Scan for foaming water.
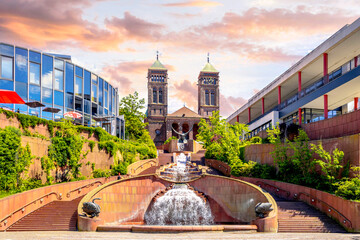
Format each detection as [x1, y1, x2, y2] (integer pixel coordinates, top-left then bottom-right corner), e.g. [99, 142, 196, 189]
[145, 184, 214, 225]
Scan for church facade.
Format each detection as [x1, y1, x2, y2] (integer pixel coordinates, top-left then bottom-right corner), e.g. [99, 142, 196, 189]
[145, 55, 220, 146]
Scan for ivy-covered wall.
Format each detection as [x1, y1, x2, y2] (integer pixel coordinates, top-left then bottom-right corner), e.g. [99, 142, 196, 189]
[0, 109, 156, 195]
[22, 136, 116, 183]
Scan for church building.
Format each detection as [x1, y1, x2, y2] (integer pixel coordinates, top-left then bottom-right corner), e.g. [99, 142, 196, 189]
[145, 54, 220, 146]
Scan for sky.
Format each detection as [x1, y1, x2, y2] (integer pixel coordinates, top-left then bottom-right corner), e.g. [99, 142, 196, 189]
[1, 0, 359, 117]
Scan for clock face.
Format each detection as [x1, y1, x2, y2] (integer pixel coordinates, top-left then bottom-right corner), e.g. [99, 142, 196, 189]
[155, 129, 161, 135]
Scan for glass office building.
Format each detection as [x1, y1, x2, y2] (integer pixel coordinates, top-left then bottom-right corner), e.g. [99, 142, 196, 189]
[0, 43, 125, 139]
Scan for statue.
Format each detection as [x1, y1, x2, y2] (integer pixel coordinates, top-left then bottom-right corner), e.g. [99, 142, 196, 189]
[171, 125, 193, 151]
[255, 202, 273, 218]
[171, 125, 193, 144]
[82, 198, 101, 218]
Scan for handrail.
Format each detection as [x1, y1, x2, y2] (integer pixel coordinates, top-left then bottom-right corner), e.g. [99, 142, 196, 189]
[254, 180, 352, 229]
[66, 180, 103, 198]
[133, 159, 157, 172]
[255, 181, 290, 198]
[0, 191, 61, 227]
[297, 192, 352, 229]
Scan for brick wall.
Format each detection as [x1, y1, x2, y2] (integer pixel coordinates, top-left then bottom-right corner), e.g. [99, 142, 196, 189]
[303, 109, 360, 140]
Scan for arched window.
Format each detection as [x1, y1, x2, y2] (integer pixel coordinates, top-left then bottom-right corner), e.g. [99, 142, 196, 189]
[159, 88, 163, 103]
[205, 90, 209, 105]
[153, 88, 157, 103]
[211, 91, 215, 105]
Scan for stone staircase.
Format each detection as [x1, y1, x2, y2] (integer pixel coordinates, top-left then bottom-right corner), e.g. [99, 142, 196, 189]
[277, 201, 346, 233]
[7, 197, 83, 231]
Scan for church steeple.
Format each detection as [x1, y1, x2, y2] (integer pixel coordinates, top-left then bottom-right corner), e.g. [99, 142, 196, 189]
[198, 54, 220, 117]
[147, 52, 168, 118]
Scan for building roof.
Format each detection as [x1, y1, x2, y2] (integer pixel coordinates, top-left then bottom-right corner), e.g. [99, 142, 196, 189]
[201, 62, 218, 72]
[149, 60, 167, 70]
[168, 106, 202, 118]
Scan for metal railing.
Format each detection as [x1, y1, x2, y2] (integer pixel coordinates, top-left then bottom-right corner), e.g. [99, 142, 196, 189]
[66, 180, 103, 198]
[297, 192, 352, 229]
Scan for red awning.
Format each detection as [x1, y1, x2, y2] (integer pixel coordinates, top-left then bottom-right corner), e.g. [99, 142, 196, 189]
[0, 90, 25, 104]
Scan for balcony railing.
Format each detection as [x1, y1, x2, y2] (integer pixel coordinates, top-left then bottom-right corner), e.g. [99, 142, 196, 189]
[279, 57, 358, 111]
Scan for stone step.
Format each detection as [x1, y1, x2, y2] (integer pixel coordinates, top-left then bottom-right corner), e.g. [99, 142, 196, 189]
[7, 196, 82, 231]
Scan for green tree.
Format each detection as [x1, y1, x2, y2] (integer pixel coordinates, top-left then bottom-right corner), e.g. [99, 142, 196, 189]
[197, 111, 249, 165]
[119, 91, 147, 140]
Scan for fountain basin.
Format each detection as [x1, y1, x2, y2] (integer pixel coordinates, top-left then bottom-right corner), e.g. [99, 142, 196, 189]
[77, 174, 277, 232]
[97, 224, 258, 233]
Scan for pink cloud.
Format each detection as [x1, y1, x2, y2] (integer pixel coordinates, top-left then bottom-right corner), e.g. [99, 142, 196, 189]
[105, 12, 165, 41]
[171, 79, 246, 117]
[162, 0, 222, 8]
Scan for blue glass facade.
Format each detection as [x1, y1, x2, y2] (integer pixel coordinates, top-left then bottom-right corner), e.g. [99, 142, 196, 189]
[0, 43, 122, 136]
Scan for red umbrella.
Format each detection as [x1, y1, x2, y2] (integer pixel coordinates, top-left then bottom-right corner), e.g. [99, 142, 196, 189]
[64, 111, 82, 119]
[0, 90, 25, 104]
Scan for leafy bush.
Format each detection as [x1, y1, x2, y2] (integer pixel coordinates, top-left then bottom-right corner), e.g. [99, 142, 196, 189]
[111, 161, 128, 175]
[164, 136, 177, 144]
[334, 178, 360, 201]
[92, 169, 111, 178]
[0, 127, 33, 191]
[249, 136, 262, 144]
[88, 141, 95, 152]
[197, 111, 249, 164]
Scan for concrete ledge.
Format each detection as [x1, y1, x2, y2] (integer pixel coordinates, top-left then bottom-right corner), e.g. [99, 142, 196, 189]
[97, 225, 258, 233]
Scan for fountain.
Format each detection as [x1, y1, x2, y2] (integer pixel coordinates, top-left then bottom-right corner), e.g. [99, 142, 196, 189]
[78, 149, 277, 233]
[144, 183, 213, 225]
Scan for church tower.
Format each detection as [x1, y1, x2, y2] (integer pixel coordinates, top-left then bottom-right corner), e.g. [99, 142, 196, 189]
[198, 54, 220, 117]
[147, 53, 168, 117]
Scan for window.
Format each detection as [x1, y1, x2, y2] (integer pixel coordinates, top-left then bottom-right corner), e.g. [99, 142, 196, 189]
[92, 103, 97, 116]
[1, 56, 13, 79]
[159, 88, 163, 103]
[91, 74, 97, 102]
[0, 44, 14, 57]
[154, 109, 156, 114]
[205, 90, 209, 105]
[75, 66, 83, 78]
[66, 93, 73, 109]
[15, 47, 28, 83]
[42, 87, 53, 104]
[29, 51, 40, 63]
[15, 82, 27, 100]
[54, 59, 64, 70]
[84, 100, 91, 114]
[98, 78, 103, 106]
[153, 88, 157, 103]
[54, 91, 64, 106]
[75, 97, 82, 112]
[42, 55, 53, 88]
[65, 62, 74, 94]
[75, 76, 82, 96]
[84, 70, 91, 101]
[0, 80, 13, 90]
[54, 69, 64, 90]
[211, 91, 215, 105]
[109, 85, 112, 112]
[29, 84, 40, 101]
[104, 90, 108, 109]
[29, 62, 40, 84]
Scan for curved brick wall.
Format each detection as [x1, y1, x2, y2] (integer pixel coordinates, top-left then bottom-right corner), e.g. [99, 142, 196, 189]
[190, 175, 276, 224]
[78, 174, 277, 232]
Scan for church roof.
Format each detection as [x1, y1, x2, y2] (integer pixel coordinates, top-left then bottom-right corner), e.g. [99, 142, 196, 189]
[149, 60, 167, 70]
[168, 106, 202, 118]
[201, 62, 218, 73]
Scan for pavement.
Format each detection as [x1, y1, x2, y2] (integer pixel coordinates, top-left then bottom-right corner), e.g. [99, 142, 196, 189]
[0, 232, 359, 240]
